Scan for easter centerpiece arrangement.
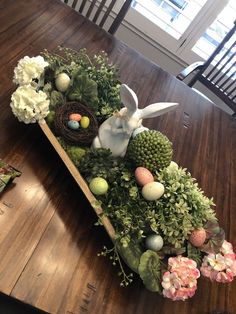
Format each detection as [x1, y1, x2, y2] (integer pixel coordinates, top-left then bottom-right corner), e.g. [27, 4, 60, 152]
[10, 46, 236, 301]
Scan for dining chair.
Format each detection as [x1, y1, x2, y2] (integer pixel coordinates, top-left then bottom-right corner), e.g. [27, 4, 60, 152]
[177, 20, 236, 117]
[63, 0, 132, 35]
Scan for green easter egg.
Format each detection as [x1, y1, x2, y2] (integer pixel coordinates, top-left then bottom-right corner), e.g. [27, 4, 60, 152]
[89, 177, 108, 195]
[46, 111, 55, 127]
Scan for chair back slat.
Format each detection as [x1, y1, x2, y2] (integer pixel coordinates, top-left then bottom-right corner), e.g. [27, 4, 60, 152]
[206, 40, 236, 80]
[77, 0, 86, 11]
[232, 93, 236, 101]
[63, 0, 132, 35]
[217, 62, 236, 90]
[98, 0, 116, 27]
[72, 0, 79, 9]
[224, 77, 236, 94]
[227, 84, 236, 98]
[86, 0, 97, 18]
[92, 0, 107, 23]
[184, 20, 236, 115]
[108, 0, 132, 34]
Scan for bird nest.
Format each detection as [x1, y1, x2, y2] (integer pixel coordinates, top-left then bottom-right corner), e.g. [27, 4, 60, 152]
[54, 102, 98, 145]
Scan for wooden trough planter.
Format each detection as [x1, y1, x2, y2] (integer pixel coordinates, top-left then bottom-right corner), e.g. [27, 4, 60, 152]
[39, 120, 116, 240]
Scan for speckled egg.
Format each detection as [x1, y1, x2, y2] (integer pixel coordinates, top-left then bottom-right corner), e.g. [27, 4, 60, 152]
[189, 228, 206, 247]
[67, 120, 80, 130]
[69, 113, 82, 121]
[89, 177, 108, 195]
[142, 182, 165, 201]
[145, 234, 164, 251]
[135, 167, 154, 186]
[80, 116, 90, 128]
[132, 126, 149, 138]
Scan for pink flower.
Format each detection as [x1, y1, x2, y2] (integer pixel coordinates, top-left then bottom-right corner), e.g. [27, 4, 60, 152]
[161, 256, 200, 301]
[221, 240, 234, 254]
[207, 253, 227, 271]
[200, 240, 236, 284]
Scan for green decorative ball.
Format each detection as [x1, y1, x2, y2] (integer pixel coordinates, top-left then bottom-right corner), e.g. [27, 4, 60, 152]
[127, 130, 173, 172]
[89, 177, 109, 195]
[46, 111, 55, 127]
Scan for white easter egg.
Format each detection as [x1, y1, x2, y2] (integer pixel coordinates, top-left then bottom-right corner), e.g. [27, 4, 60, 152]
[141, 182, 165, 201]
[55, 73, 71, 92]
[145, 234, 164, 251]
[168, 161, 179, 170]
[132, 126, 149, 138]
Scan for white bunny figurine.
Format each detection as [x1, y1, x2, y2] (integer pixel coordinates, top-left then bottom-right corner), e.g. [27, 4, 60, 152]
[92, 84, 178, 157]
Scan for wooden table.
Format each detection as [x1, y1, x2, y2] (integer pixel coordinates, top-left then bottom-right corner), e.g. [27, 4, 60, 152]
[1, 0, 236, 313]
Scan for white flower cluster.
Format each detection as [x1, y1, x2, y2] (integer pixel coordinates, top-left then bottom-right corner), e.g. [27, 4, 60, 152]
[11, 56, 50, 124]
[11, 85, 50, 124]
[13, 55, 48, 85]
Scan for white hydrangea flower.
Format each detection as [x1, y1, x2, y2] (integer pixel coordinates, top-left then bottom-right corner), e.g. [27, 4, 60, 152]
[10, 85, 50, 124]
[13, 55, 49, 85]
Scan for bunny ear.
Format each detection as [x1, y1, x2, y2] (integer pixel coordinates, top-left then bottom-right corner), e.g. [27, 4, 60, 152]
[120, 84, 138, 114]
[139, 102, 178, 119]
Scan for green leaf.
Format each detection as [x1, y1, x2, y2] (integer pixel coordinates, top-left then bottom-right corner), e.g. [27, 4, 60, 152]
[187, 242, 202, 267]
[200, 227, 225, 254]
[50, 90, 64, 108]
[138, 250, 162, 292]
[116, 239, 142, 273]
[68, 74, 98, 110]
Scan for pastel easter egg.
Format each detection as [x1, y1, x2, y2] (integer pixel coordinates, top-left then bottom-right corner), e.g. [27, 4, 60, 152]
[46, 111, 55, 127]
[80, 116, 90, 128]
[167, 161, 179, 170]
[67, 120, 79, 130]
[142, 182, 165, 201]
[145, 234, 164, 251]
[69, 113, 82, 121]
[89, 177, 108, 195]
[135, 167, 154, 186]
[189, 228, 206, 247]
[132, 126, 149, 138]
[55, 73, 70, 92]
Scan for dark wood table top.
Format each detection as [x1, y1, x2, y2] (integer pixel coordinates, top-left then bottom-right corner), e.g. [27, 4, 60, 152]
[1, 0, 236, 313]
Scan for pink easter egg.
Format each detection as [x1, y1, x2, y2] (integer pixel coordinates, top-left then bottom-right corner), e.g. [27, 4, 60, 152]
[69, 113, 82, 121]
[189, 228, 206, 247]
[135, 167, 154, 186]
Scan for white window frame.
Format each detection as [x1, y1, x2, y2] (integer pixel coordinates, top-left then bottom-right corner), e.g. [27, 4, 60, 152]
[113, 0, 229, 64]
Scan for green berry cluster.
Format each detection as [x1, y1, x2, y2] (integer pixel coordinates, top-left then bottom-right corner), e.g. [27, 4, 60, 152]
[127, 130, 173, 172]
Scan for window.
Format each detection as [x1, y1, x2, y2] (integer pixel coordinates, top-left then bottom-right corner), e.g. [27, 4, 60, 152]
[132, 0, 207, 40]
[192, 0, 235, 60]
[115, 0, 232, 64]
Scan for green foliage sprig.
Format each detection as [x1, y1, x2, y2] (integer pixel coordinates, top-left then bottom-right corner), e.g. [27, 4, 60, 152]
[98, 245, 134, 287]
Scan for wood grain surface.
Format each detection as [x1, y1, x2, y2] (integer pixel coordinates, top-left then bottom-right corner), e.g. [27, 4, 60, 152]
[0, 0, 236, 313]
